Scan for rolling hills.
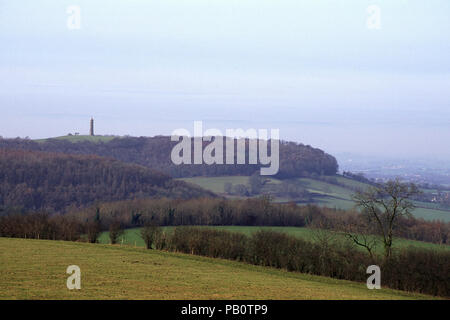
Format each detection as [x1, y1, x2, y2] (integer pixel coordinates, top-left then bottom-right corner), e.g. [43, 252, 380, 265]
[1, 135, 448, 221]
[180, 175, 450, 222]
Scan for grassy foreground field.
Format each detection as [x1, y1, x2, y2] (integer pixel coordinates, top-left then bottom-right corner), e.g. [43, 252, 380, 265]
[0, 238, 437, 300]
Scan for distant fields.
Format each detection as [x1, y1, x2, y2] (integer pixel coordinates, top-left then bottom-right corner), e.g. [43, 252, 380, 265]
[98, 226, 450, 254]
[180, 175, 450, 222]
[0, 238, 438, 300]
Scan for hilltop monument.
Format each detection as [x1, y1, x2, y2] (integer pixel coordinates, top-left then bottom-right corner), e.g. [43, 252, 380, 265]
[90, 118, 94, 136]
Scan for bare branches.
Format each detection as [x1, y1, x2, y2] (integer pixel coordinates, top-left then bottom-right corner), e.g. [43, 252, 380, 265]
[344, 232, 377, 260]
[351, 179, 421, 261]
[339, 214, 378, 260]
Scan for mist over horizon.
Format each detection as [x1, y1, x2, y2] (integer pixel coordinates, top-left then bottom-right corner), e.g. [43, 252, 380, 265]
[1, 0, 449, 161]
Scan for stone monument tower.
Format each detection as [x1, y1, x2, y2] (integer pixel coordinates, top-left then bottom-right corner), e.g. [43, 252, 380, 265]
[90, 118, 94, 136]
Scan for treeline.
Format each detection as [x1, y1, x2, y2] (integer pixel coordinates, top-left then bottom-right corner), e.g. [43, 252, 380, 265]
[69, 197, 450, 245]
[67, 197, 309, 228]
[0, 149, 214, 212]
[146, 227, 450, 297]
[0, 136, 338, 178]
[342, 171, 374, 184]
[2, 197, 449, 245]
[0, 212, 84, 241]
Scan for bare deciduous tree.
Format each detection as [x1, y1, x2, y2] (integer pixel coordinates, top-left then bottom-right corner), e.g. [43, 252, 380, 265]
[351, 178, 420, 261]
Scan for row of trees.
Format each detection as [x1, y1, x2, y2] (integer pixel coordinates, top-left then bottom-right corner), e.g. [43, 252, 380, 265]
[68, 181, 450, 246]
[0, 208, 123, 245]
[0, 212, 86, 242]
[2, 195, 449, 247]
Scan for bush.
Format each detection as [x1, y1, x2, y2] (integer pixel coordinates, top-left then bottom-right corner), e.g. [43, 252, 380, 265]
[109, 221, 124, 245]
[140, 223, 162, 249]
[86, 221, 101, 244]
[382, 248, 450, 297]
[169, 227, 248, 260]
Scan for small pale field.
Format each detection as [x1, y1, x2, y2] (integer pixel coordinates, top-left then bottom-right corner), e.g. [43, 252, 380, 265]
[35, 135, 118, 143]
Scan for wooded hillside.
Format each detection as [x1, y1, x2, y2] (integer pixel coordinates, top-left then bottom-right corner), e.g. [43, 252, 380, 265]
[0, 136, 338, 178]
[0, 149, 214, 212]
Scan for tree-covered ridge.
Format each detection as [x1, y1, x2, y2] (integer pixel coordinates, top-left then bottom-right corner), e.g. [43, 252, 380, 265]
[0, 136, 338, 178]
[0, 149, 215, 212]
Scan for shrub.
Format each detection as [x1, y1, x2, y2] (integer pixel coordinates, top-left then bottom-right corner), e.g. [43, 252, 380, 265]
[109, 221, 124, 245]
[140, 223, 162, 249]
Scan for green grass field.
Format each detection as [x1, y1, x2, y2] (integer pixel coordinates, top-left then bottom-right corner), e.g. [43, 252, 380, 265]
[98, 226, 450, 254]
[180, 175, 450, 222]
[35, 135, 119, 143]
[0, 238, 438, 300]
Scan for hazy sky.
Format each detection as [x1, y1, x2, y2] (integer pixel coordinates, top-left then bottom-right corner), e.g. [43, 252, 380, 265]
[1, 0, 449, 159]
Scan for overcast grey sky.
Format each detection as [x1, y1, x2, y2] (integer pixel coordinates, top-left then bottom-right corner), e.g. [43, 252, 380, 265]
[0, 0, 449, 159]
